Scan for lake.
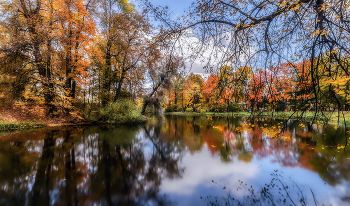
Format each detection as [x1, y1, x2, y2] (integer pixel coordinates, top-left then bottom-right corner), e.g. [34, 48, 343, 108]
[0, 115, 350, 206]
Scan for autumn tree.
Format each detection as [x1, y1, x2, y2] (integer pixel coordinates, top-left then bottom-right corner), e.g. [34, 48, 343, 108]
[94, 0, 135, 106]
[91, 9, 160, 106]
[246, 70, 265, 112]
[217, 65, 234, 111]
[141, 56, 182, 115]
[56, 0, 96, 111]
[147, 0, 350, 121]
[0, 0, 65, 114]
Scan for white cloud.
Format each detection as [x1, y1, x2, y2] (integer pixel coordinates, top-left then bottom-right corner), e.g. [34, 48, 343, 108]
[160, 145, 259, 196]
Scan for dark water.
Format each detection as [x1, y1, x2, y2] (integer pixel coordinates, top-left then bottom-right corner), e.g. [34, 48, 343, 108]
[1, 115, 350, 206]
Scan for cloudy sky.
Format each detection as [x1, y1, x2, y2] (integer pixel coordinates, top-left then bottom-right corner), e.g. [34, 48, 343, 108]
[140, 0, 210, 76]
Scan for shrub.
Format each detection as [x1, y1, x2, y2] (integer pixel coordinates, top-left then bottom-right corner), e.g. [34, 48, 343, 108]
[85, 99, 145, 124]
[208, 103, 226, 112]
[229, 103, 241, 112]
[176, 107, 184, 112]
[185, 107, 194, 112]
[165, 104, 178, 112]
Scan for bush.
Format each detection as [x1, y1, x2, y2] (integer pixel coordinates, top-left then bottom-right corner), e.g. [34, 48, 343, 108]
[229, 103, 241, 112]
[185, 107, 194, 112]
[165, 104, 178, 112]
[194, 104, 206, 113]
[85, 99, 145, 124]
[208, 103, 227, 112]
[176, 107, 184, 112]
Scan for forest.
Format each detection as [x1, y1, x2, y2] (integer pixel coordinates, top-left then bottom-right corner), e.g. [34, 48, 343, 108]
[0, 0, 350, 128]
[1, 0, 350, 205]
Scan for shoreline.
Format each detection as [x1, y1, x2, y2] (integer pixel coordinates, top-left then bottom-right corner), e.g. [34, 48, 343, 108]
[2, 111, 350, 133]
[165, 111, 350, 125]
[0, 116, 149, 133]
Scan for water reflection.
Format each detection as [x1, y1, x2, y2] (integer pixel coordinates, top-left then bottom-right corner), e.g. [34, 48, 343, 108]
[0, 115, 349, 205]
[205, 171, 329, 206]
[0, 125, 180, 206]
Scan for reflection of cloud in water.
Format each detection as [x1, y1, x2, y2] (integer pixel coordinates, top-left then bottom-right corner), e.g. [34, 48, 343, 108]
[254, 158, 348, 206]
[161, 145, 258, 196]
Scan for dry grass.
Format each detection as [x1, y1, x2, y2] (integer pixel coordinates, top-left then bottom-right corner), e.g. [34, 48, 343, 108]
[0, 102, 86, 131]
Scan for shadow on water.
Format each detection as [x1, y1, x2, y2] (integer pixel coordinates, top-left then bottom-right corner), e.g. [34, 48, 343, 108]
[0, 123, 183, 206]
[1, 115, 350, 205]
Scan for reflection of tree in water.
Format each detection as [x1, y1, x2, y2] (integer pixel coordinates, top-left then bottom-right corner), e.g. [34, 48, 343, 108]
[87, 123, 183, 205]
[163, 115, 350, 187]
[144, 120, 184, 180]
[0, 130, 53, 205]
[0, 124, 183, 205]
[204, 172, 333, 206]
[2, 116, 350, 205]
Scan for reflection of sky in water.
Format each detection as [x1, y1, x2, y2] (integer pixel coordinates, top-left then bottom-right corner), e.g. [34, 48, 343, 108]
[159, 143, 349, 206]
[1, 116, 350, 206]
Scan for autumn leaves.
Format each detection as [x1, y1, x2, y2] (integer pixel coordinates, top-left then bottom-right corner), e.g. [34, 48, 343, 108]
[0, 0, 182, 117]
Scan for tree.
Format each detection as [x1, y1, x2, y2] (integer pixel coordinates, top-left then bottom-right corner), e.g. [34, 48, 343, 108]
[218, 65, 234, 111]
[56, 0, 96, 109]
[0, 0, 56, 114]
[149, 0, 350, 121]
[94, 0, 134, 106]
[141, 56, 182, 115]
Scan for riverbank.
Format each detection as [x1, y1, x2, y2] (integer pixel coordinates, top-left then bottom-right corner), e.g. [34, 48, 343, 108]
[166, 111, 350, 125]
[0, 105, 147, 132]
[0, 104, 88, 131]
[0, 121, 45, 131]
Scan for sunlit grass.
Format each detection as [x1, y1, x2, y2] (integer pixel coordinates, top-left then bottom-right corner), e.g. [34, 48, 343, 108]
[166, 111, 350, 125]
[0, 121, 45, 131]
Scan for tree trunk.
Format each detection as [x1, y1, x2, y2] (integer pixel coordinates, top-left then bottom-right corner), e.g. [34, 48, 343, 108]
[114, 68, 126, 102]
[102, 40, 112, 106]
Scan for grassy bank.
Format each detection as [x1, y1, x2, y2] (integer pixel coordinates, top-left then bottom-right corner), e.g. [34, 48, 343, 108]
[0, 99, 148, 133]
[166, 111, 350, 125]
[0, 121, 45, 131]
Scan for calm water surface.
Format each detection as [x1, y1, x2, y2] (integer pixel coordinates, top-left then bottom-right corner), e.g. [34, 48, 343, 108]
[1, 115, 350, 206]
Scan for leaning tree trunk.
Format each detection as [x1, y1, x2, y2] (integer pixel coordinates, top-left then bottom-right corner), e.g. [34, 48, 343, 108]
[141, 98, 150, 115]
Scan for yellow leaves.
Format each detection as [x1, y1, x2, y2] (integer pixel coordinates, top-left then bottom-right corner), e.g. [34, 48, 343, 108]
[337, 145, 345, 150]
[213, 126, 224, 132]
[334, 126, 338, 130]
[116, 0, 135, 14]
[291, 4, 300, 11]
[278, 2, 287, 7]
[299, 123, 305, 128]
[281, 135, 290, 140]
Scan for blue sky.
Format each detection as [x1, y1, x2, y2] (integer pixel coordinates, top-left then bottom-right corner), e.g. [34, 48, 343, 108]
[145, 0, 193, 18]
[135, 0, 210, 75]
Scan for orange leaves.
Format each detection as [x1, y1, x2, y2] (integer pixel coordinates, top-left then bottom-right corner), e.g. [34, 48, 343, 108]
[204, 74, 218, 95]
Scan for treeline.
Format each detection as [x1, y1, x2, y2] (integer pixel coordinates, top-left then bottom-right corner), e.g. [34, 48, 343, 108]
[164, 56, 350, 114]
[0, 0, 180, 121]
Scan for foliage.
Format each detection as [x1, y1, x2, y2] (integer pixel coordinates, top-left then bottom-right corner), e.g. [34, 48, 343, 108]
[0, 0, 180, 125]
[146, 0, 350, 125]
[84, 99, 145, 124]
[185, 107, 194, 113]
[229, 103, 241, 112]
[0, 122, 44, 131]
